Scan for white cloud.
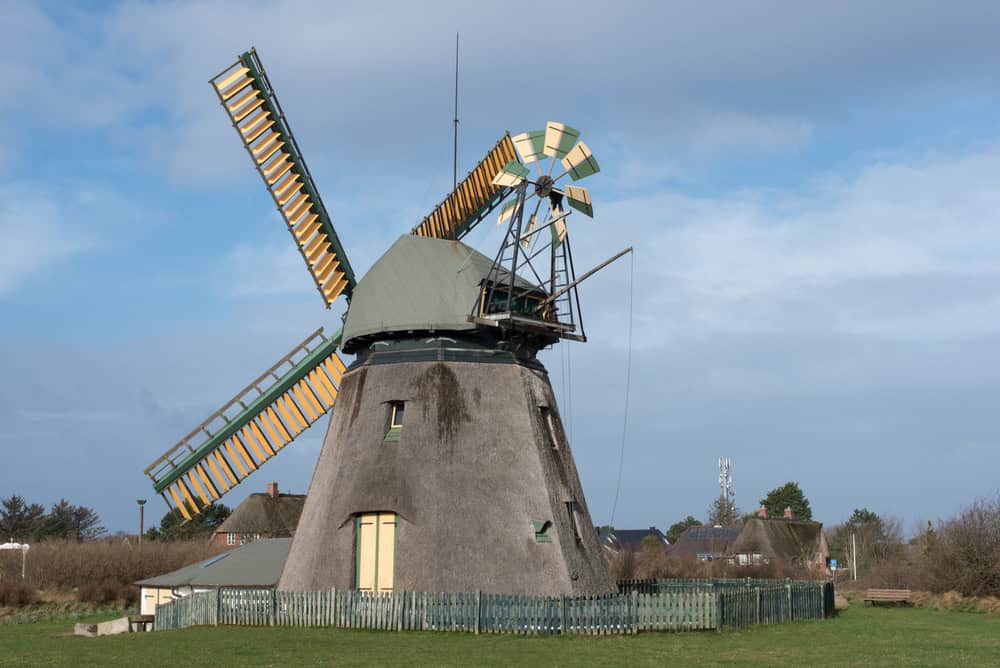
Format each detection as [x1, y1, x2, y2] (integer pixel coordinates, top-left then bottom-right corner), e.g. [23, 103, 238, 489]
[219, 241, 316, 299]
[563, 145, 1000, 409]
[0, 186, 93, 295]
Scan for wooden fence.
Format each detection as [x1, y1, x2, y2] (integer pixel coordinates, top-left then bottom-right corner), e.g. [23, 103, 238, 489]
[155, 579, 832, 634]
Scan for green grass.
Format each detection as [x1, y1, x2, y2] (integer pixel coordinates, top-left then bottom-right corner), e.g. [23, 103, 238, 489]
[1, 605, 998, 667]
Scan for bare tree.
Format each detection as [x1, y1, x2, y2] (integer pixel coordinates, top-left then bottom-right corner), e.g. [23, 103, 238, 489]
[925, 495, 1000, 597]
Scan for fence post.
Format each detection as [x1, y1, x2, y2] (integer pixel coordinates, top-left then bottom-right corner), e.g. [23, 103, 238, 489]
[475, 590, 481, 635]
[215, 588, 221, 626]
[785, 578, 792, 621]
[631, 590, 638, 634]
[715, 591, 722, 632]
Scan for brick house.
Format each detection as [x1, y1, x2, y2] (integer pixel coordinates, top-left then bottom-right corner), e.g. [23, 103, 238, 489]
[210, 482, 306, 550]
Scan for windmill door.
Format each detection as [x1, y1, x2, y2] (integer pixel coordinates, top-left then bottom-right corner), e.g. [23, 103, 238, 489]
[356, 512, 396, 592]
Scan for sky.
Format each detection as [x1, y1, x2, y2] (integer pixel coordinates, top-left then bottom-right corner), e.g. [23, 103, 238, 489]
[2, 1, 1000, 536]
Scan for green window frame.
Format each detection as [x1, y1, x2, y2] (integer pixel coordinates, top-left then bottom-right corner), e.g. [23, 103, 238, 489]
[384, 401, 404, 442]
[533, 520, 552, 543]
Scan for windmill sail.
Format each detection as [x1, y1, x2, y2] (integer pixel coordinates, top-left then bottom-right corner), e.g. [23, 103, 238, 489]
[211, 49, 355, 307]
[411, 134, 519, 240]
[144, 328, 346, 519]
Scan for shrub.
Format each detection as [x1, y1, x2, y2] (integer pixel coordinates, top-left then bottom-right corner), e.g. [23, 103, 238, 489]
[0, 582, 39, 607]
[77, 578, 138, 605]
[925, 496, 1000, 598]
[609, 544, 817, 581]
[19, 538, 216, 593]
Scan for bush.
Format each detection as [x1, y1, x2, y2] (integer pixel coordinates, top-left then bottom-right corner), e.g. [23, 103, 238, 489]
[608, 544, 818, 581]
[78, 578, 138, 605]
[0, 582, 39, 607]
[15, 538, 216, 593]
[925, 496, 1000, 598]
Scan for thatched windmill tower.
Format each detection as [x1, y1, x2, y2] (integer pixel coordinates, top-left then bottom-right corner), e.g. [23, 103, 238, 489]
[144, 49, 626, 596]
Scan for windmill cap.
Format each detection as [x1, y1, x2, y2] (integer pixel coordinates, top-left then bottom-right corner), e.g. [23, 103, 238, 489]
[341, 235, 537, 352]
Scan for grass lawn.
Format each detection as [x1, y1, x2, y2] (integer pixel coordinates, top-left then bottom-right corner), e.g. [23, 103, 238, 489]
[1, 604, 998, 667]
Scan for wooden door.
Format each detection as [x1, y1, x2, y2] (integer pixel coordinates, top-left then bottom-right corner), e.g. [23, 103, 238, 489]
[356, 512, 396, 592]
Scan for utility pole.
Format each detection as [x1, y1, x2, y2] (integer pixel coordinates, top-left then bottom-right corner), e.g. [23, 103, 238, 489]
[851, 531, 858, 581]
[137, 499, 146, 545]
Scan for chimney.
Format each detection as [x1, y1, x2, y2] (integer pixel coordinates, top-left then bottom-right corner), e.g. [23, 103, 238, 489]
[757, 506, 768, 519]
[783, 506, 794, 520]
[266, 481, 279, 499]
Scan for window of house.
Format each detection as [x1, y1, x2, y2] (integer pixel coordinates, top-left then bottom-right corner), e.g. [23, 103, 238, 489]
[385, 401, 404, 442]
[226, 532, 236, 546]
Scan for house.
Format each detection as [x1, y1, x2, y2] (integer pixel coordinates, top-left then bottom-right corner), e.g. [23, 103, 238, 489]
[135, 538, 290, 616]
[727, 508, 829, 572]
[668, 525, 742, 561]
[668, 507, 830, 574]
[596, 526, 670, 553]
[210, 481, 305, 549]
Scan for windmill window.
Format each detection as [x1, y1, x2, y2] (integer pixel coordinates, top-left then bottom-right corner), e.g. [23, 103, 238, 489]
[390, 402, 404, 428]
[384, 401, 404, 442]
[533, 520, 552, 543]
[565, 501, 582, 544]
[540, 407, 558, 450]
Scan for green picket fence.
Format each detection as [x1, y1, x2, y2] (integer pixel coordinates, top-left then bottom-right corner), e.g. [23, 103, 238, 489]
[155, 580, 831, 634]
[156, 588, 719, 634]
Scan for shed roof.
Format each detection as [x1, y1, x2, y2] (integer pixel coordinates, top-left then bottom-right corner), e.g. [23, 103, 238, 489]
[135, 538, 290, 588]
[342, 234, 537, 351]
[216, 493, 305, 536]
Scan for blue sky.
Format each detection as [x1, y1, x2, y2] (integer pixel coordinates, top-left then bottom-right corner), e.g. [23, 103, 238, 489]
[2, 1, 1000, 535]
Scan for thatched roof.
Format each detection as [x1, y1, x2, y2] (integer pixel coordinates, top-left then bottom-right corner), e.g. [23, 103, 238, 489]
[216, 493, 306, 537]
[727, 518, 825, 562]
[279, 359, 615, 596]
[669, 526, 742, 560]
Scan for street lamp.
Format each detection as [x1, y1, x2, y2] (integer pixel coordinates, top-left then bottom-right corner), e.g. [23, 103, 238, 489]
[137, 499, 147, 546]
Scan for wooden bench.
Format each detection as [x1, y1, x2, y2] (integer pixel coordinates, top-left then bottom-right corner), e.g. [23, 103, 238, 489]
[863, 589, 911, 606]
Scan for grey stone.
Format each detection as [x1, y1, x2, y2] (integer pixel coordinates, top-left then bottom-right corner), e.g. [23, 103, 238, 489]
[96, 617, 131, 636]
[73, 623, 98, 638]
[835, 593, 850, 610]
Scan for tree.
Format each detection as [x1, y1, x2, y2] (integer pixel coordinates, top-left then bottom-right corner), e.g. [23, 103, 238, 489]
[44, 499, 106, 541]
[666, 516, 702, 544]
[707, 495, 740, 526]
[925, 496, 1000, 597]
[759, 482, 812, 521]
[0, 495, 46, 541]
[827, 507, 903, 570]
[149, 503, 231, 541]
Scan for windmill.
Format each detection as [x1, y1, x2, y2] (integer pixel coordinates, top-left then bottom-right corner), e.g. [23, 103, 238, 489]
[144, 48, 626, 596]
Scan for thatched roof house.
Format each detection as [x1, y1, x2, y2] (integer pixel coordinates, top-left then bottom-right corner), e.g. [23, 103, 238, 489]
[211, 482, 305, 549]
[728, 517, 829, 570]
